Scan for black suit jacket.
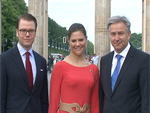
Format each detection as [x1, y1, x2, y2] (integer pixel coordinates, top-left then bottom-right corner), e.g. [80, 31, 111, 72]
[1, 46, 49, 113]
[99, 45, 149, 113]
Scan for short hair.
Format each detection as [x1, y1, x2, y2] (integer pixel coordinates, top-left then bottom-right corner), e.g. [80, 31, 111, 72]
[16, 13, 37, 30]
[107, 16, 131, 33]
[68, 23, 87, 39]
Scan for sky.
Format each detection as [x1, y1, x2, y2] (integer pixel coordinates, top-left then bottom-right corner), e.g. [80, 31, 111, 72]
[24, 0, 142, 44]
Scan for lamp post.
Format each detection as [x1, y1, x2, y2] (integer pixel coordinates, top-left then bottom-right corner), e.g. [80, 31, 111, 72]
[48, 35, 69, 52]
[12, 26, 16, 47]
[48, 32, 50, 47]
[2, 38, 7, 52]
[52, 37, 62, 49]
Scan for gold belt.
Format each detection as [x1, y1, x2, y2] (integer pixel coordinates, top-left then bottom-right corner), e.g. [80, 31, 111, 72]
[59, 102, 90, 113]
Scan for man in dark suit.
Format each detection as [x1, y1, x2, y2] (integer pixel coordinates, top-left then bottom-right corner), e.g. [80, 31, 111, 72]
[1, 13, 49, 113]
[99, 16, 149, 113]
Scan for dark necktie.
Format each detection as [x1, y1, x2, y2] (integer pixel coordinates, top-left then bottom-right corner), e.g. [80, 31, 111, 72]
[26, 52, 33, 91]
[111, 54, 122, 90]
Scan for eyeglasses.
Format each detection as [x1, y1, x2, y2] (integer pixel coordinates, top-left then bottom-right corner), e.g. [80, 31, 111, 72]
[18, 29, 36, 35]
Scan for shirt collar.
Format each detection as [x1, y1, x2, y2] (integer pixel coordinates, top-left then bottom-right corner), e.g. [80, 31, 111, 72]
[17, 42, 33, 57]
[114, 42, 131, 58]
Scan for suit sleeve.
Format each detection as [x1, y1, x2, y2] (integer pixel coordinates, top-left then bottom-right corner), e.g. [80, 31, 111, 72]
[1, 55, 7, 113]
[48, 62, 63, 113]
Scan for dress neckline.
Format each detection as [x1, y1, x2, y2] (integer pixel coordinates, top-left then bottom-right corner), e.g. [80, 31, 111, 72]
[62, 61, 92, 68]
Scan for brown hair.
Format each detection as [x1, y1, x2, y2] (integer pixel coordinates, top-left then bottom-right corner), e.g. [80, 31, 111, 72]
[16, 13, 37, 30]
[68, 23, 87, 39]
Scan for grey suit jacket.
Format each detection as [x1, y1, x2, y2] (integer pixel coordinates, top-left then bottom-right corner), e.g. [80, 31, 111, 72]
[1, 46, 49, 113]
[99, 45, 149, 113]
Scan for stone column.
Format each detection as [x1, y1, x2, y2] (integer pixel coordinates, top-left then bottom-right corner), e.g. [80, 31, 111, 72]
[146, 0, 150, 53]
[43, 0, 48, 61]
[142, 0, 150, 54]
[0, 0, 1, 54]
[28, 0, 48, 60]
[142, 0, 146, 51]
[95, 0, 111, 58]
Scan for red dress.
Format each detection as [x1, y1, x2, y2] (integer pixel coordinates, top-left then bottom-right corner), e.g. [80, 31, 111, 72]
[48, 61, 100, 113]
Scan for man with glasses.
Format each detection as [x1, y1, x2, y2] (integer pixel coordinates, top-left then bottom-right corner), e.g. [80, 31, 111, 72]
[1, 13, 49, 113]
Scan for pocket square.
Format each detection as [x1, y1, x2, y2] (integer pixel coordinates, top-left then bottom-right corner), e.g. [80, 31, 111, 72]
[40, 69, 43, 71]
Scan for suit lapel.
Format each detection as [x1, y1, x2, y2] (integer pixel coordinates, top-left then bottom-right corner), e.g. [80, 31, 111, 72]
[32, 51, 41, 93]
[11, 47, 31, 91]
[107, 53, 114, 94]
[111, 46, 135, 95]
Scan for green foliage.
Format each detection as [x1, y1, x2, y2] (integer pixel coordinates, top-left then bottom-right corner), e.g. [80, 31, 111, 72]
[48, 48, 69, 56]
[2, 0, 28, 51]
[48, 18, 67, 38]
[129, 33, 142, 49]
[48, 17, 69, 55]
[1, 0, 143, 54]
[48, 17, 94, 56]
[87, 40, 94, 55]
[1, 1, 94, 54]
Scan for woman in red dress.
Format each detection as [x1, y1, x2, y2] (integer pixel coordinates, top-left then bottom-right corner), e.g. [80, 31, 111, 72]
[48, 23, 100, 113]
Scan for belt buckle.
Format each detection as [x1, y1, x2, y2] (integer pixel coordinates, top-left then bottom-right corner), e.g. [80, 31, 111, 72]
[76, 107, 86, 113]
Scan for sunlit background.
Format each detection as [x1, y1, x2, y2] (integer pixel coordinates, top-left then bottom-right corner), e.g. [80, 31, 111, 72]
[24, 0, 142, 44]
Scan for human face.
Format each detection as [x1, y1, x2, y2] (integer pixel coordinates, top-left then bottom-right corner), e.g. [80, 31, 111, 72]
[109, 22, 131, 53]
[68, 31, 87, 56]
[16, 19, 36, 51]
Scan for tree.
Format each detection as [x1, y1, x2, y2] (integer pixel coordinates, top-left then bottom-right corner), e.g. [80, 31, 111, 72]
[48, 17, 69, 54]
[87, 40, 94, 55]
[1, 1, 95, 55]
[130, 33, 142, 49]
[48, 17, 94, 56]
[2, 0, 27, 51]
[48, 17, 67, 47]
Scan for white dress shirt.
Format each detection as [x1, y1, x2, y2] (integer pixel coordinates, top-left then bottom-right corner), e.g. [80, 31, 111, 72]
[17, 43, 37, 84]
[111, 43, 131, 76]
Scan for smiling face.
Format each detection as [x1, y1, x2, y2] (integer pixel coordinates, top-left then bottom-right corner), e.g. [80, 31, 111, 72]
[68, 30, 87, 56]
[16, 19, 36, 51]
[109, 22, 131, 53]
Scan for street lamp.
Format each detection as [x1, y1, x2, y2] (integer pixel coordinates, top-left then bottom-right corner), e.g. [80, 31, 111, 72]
[49, 36, 69, 51]
[12, 26, 16, 47]
[2, 38, 7, 52]
[52, 37, 62, 49]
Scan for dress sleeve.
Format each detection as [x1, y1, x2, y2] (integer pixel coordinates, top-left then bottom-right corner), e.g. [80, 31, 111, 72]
[48, 62, 63, 113]
[90, 66, 100, 113]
